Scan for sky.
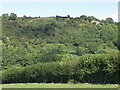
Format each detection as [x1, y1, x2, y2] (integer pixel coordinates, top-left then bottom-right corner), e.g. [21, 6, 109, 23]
[0, 2, 118, 21]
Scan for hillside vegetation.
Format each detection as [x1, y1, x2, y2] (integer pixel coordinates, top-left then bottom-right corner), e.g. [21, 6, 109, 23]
[1, 13, 120, 84]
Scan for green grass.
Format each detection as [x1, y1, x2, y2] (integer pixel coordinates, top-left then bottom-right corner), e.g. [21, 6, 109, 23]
[2, 83, 119, 88]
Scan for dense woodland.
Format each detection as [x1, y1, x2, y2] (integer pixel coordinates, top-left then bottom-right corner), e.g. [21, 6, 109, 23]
[1, 13, 120, 84]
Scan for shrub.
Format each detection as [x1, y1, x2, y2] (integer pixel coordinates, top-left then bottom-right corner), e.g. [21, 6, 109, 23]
[2, 53, 120, 84]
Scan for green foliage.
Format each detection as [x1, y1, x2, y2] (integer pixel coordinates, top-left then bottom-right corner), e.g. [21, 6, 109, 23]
[2, 14, 118, 66]
[2, 13, 9, 20]
[9, 13, 17, 20]
[40, 53, 61, 62]
[1, 13, 119, 84]
[106, 17, 114, 23]
[2, 14, 118, 67]
[80, 15, 88, 20]
[2, 54, 120, 84]
[77, 46, 87, 56]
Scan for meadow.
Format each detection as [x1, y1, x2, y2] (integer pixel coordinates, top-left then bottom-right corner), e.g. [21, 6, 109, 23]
[2, 83, 119, 88]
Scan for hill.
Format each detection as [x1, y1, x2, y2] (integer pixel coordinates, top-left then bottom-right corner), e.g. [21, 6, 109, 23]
[1, 13, 120, 84]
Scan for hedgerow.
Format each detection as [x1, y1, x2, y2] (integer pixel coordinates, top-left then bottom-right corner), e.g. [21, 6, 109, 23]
[2, 54, 120, 84]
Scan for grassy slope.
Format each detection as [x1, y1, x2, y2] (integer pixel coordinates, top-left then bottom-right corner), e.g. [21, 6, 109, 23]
[2, 83, 119, 88]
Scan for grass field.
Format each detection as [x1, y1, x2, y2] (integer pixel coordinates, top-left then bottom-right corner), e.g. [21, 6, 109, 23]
[1, 83, 120, 88]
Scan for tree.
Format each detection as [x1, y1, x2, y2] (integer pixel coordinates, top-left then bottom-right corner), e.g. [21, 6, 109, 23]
[80, 15, 88, 20]
[106, 17, 114, 23]
[87, 16, 97, 22]
[67, 15, 70, 18]
[22, 15, 28, 20]
[2, 13, 9, 20]
[9, 13, 17, 20]
[73, 43, 79, 55]
[43, 20, 57, 36]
